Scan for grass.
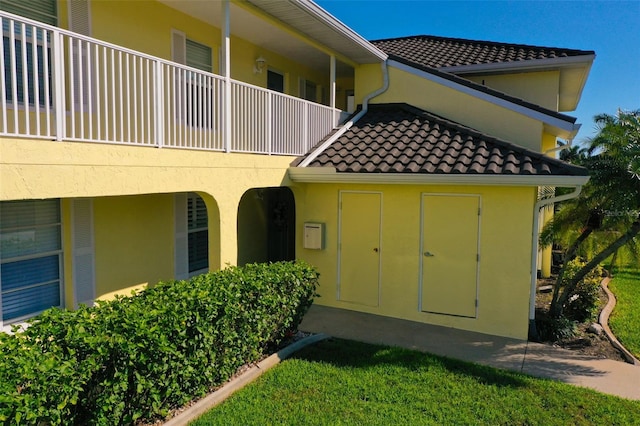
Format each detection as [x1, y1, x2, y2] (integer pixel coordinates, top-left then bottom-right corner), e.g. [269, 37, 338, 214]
[609, 266, 640, 359]
[191, 338, 640, 426]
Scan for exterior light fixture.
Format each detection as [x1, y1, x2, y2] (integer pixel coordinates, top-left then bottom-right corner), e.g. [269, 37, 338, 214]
[254, 56, 266, 74]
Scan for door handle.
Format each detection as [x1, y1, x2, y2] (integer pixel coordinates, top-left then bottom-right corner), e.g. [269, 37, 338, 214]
[373, 248, 379, 253]
[423, 251, 435, 257]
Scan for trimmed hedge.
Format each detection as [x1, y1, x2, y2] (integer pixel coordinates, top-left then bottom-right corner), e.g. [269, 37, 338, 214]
[0, 261, 319, 425]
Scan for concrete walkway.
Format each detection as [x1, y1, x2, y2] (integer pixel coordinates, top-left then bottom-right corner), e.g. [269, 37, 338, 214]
[299, 305, 640, 401]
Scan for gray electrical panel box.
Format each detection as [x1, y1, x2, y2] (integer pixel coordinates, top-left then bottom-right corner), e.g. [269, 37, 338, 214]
[303, 222, 324, 250]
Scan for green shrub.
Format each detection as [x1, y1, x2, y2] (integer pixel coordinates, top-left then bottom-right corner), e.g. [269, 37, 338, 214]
[562, 259, 604, 322]
[535, 315, 577, 341]
[0, 261, 319, 425]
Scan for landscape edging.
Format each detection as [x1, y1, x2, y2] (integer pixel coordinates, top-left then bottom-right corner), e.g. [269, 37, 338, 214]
[163, 333, 330, 425]
[599, 277, 640, 365]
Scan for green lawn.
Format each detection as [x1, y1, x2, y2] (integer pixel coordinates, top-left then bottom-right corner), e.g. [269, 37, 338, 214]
[609, 266, 640, 359]
[192, 338, 640, 426]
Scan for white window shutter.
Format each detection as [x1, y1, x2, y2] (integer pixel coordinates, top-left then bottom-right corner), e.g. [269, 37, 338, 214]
[72, 198, 95, 307]
[174, 193, 189, 280]
[68, 0, 91, 36]
[172, 30, 187, 65]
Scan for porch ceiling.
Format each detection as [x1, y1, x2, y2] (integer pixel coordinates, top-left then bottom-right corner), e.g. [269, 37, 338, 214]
[159, 0, 385, 77]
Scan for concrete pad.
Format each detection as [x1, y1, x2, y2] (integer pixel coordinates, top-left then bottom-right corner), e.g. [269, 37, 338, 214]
[300, 305, 640, 400]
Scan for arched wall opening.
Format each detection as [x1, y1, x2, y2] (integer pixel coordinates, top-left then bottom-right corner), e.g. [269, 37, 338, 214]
[237, 187, 295, 266]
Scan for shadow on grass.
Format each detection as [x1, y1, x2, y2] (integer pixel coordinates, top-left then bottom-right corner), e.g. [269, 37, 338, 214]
[291, 338, 532, 390]
[612, 267, 640, 280]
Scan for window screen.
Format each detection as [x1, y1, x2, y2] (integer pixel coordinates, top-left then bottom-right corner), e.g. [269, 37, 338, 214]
[0, 199, 62, 322]
[186, 39, 212, 73]
[0, 0, 58, 26]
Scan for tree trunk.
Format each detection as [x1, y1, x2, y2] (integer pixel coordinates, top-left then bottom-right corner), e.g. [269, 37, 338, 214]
[550, 218, 640, 317]
[607, 249, 619, 277]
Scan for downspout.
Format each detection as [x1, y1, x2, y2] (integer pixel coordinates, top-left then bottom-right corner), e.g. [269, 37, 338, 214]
[298, 60, 389, 167]
[544, 137, 573, 156]
[528, 185, 583, 339]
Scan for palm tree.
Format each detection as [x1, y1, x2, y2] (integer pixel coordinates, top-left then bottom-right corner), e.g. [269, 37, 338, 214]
[541, 109, 640, 318]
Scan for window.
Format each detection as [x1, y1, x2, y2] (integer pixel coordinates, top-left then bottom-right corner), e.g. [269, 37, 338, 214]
[299, 78, 317, 102]
[0, 0, 58, 26]
[1, 0, 56, 107]
[267, 69, 284, 93]
[186, 39, 212, 73]
[0, 199, 63, 324]
[1, 18, 53, 107]
[171, 31, 215, 128]
[187, 193, 208, 274]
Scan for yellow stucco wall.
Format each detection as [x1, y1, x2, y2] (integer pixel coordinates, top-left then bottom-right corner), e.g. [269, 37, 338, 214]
[294, 182, 535, 339]
[466, 71, 560, 112]
[1, 137, 295, 299]
[355, 63, 545, 151]
[92, 194, 174, 298]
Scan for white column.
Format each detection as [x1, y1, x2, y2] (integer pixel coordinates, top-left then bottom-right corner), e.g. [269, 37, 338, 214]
[221, 0, 232, 153]
[330, 55, 336, 110]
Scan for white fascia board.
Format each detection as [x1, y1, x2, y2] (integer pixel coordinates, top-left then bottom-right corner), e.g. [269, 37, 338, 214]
[288, 167, 590, 187]
[439, 54, 595, 75]
[389, 60, 580, 137]
[292, 0, 388, 62]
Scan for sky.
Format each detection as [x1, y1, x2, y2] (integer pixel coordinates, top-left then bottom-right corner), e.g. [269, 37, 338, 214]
[315, 0, 640, 145]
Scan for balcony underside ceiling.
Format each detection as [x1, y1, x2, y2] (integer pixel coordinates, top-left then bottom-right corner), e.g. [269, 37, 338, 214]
[159, 0, 384, 77]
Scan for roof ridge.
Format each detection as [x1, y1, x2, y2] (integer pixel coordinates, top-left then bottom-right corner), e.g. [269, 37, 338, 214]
[370, 34, 595, 56]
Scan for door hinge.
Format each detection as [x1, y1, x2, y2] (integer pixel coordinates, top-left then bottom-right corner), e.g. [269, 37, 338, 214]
[478, 207, 481, 216]
[475, 299, 478, 307]
[476, 253, 480, 262]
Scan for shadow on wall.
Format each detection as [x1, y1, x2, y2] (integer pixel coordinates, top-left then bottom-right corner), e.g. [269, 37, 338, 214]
[237, 187, 295, 266]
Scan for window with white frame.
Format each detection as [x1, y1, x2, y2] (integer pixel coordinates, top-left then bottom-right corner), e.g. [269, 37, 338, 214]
[0, 199, 63, 325]
[171, 31, 215, 128]
[0, 0, 58, 106]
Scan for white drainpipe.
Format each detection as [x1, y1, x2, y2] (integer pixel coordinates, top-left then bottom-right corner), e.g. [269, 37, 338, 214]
[298, 60, 389, 167]
[544, 137, 573, 156]
[529, 185, 583, 336]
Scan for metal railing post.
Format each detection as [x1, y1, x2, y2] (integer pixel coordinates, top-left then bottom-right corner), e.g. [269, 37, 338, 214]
[52, 30, 66, 141]
[267, 91, 272, 155]
[154, 61, 164, 147]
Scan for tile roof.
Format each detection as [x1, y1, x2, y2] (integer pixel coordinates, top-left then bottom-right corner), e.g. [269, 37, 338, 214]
[297, 104, 588, 177]
[370, 35, 595, 69]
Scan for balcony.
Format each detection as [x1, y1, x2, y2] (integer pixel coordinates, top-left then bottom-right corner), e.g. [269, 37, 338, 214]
[0, 11, 341, 156]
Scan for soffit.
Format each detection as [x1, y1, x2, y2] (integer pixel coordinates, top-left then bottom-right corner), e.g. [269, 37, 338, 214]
[159, 0, 384, 76]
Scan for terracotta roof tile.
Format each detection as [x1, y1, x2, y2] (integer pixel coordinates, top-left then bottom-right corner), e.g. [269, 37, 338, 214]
[297, 103, 588, 177]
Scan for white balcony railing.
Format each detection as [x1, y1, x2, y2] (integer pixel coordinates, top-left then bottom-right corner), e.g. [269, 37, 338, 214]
[0, 11, 339, 155]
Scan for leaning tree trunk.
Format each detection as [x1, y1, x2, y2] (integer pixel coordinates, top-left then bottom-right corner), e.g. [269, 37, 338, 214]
[550, 217, 640, 317]
[607, 249, 619, 277]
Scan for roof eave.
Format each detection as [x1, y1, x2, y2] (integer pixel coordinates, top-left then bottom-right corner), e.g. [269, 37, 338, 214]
[288, 167, 590, 187]
[439, 54, 596, 75]
[248, 0, 388, 63]
[440, 55, 595, 113]
[389, 59, 579, 137]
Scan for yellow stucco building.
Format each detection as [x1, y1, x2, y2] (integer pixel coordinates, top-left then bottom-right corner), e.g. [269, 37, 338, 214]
[0, 1, 594, 339]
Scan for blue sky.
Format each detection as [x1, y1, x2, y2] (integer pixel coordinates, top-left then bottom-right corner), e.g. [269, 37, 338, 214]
[316, 0, 640, 144]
